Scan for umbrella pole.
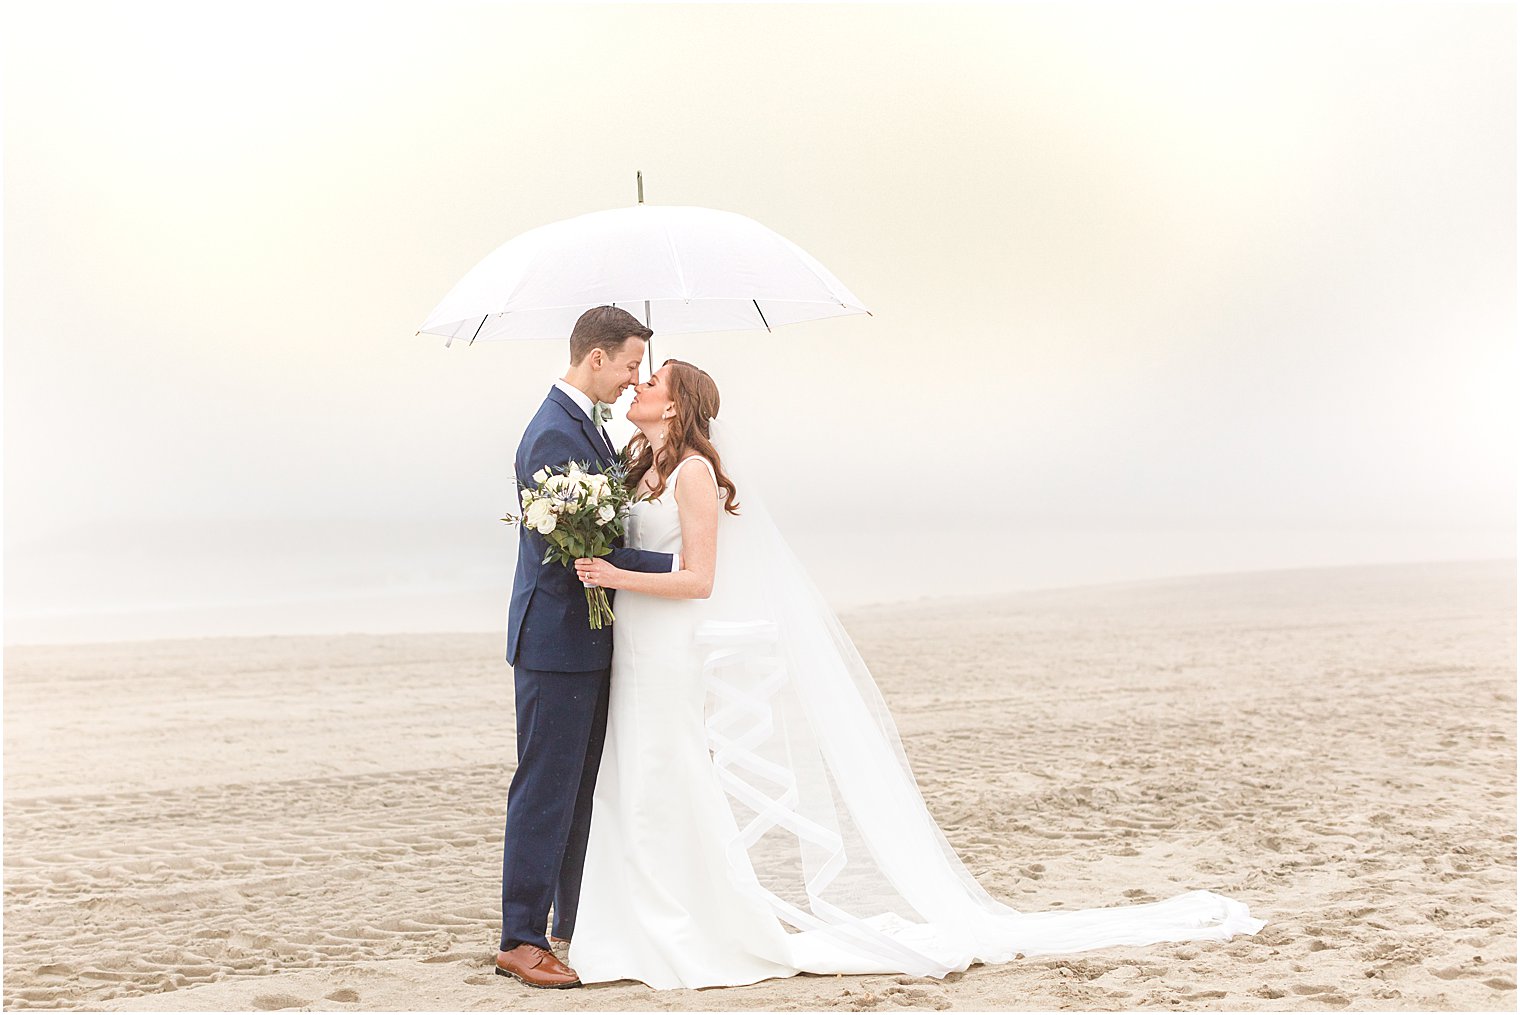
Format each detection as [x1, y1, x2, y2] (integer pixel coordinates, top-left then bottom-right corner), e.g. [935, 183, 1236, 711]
[638, 173, 651, 372]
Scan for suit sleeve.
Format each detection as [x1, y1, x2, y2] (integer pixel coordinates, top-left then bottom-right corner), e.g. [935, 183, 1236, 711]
[520, 427, 676, 575]
[520, 427, 592, 483]
[607, 545, 677, 574]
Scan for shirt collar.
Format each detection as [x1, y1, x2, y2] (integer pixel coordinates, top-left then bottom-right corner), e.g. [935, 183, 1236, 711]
[552, 379, 596, 423]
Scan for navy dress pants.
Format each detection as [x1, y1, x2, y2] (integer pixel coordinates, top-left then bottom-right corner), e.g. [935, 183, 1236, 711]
[499, 664, 612, 951]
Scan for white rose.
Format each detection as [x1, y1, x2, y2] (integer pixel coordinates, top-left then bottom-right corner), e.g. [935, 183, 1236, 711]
[534, 515, 557, 535]
[525, 499, 554, 530]
[544, 474, 569, 493]
[532, 467, 549, 485]
[596, 504, 615, 524]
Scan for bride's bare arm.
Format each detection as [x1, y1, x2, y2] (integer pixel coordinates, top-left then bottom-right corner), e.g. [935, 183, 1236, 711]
[574, 461, 718, 600]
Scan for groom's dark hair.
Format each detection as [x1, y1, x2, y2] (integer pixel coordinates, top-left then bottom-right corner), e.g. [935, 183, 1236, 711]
[570, 305, 652, 364]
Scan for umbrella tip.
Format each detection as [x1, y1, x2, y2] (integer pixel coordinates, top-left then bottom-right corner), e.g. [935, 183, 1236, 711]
[636, 170, 644, 205]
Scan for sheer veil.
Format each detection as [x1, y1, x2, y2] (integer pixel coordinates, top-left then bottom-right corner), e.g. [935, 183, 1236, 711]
[695, 419, 1264, 977]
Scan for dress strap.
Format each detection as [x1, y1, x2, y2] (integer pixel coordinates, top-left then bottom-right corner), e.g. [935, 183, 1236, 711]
[671, 455, 720, 495]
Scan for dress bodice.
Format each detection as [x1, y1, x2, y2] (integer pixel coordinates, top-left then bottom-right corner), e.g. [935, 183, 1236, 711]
[626, 456, 717, 556]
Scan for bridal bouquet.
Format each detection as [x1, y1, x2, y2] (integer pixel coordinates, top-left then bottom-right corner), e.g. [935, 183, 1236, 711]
[502, 459, 634, 629]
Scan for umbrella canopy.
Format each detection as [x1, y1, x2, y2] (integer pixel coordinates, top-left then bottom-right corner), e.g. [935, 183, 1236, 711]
[418, 204, 870, 346]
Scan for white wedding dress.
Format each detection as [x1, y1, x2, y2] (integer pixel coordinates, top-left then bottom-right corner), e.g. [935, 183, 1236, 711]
[569, 440, 1264, 990]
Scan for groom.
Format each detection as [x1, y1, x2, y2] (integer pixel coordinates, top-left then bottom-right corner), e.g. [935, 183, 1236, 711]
[495, 306, 678, 989]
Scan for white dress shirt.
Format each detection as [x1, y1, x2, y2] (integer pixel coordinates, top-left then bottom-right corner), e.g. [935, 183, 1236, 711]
[553, 379, 679, 573]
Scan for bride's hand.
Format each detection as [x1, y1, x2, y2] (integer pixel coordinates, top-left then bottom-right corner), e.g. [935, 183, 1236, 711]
[575, 557, 622, 589]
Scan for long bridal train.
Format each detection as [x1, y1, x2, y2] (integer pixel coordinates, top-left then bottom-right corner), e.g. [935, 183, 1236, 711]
[569, 425, 1264, 989]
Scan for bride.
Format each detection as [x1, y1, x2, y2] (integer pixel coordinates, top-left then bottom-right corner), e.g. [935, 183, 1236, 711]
[567, 359, 1264, 990]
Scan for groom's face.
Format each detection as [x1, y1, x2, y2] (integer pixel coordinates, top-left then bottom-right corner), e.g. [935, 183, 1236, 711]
[591, 335, 647, 404]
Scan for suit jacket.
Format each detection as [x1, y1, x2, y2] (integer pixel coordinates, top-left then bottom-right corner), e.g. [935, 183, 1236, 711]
[506, 386, 676, 671]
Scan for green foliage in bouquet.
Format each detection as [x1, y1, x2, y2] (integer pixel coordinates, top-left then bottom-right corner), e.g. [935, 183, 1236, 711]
[502, 458, 638, 629]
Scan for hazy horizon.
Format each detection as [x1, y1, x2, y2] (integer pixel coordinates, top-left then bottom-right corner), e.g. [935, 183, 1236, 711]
[5, 1, 1515, 644]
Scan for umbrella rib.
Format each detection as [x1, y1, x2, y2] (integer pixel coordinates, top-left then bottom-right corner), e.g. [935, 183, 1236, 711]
[753, 300, 772, 333]
[468, 315, 489, 346]
[662, 223, 688, 298]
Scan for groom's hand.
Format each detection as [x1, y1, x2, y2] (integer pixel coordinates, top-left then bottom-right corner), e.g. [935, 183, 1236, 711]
[575, 557, 623, 589]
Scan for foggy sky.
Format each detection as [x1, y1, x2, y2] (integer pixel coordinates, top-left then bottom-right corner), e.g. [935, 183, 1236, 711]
[4, 1, 1515, 641]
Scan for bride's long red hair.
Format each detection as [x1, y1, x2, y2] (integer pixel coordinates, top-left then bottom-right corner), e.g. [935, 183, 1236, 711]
[626, 359, 741, 515]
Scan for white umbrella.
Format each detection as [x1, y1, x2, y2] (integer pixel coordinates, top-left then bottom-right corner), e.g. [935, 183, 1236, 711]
[418, 191, 870, 353]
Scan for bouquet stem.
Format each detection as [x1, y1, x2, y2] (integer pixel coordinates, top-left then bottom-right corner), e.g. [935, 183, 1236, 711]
[585, 586, 616, 630]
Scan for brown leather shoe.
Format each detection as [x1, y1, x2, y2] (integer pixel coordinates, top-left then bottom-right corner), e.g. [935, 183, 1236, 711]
[494, 944, 581, 989]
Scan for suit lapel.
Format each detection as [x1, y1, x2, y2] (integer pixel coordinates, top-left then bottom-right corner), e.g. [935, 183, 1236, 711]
[546, 386, 614, 468]
[584, 418, 616, 467]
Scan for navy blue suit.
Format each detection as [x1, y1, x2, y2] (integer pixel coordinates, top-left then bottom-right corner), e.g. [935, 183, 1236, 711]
[499, 386, 675, 952]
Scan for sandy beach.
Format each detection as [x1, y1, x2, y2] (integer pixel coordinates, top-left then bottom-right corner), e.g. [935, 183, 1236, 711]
[3, 560, 1514, 1011]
